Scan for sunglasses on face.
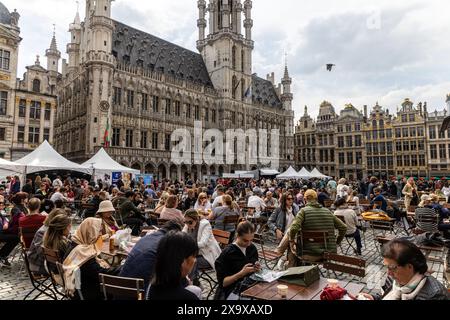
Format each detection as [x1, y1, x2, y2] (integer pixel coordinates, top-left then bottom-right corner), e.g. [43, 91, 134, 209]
[287, 198, 294, 201]
[185, 220, 194, 225]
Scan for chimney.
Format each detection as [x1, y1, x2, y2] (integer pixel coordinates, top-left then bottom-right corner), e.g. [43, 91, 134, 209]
[363, 105, 368, 118]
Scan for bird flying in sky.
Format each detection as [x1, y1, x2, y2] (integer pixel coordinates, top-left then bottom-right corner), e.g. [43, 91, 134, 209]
[326, 64, 335, 71]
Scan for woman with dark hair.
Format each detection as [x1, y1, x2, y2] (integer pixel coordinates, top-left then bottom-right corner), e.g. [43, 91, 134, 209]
[43, 213, 72, 260]
[183, 209, 221, 286]
[360, 239, 448, 300]
[214, 221, 260, 299]
[146, 231, 200, 300]
[268, 193, 300, 242]
[0, 192, 29, 265]
[28, 209, 68, 275]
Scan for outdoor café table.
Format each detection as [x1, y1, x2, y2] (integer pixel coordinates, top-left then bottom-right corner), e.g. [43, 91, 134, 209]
[101, 236, 140, 265]
[241, 277, 364, 300]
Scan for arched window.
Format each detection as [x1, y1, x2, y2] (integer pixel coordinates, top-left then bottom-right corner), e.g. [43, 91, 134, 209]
[232, 75, 237, 99]
[32, 79, 41, 93]
[232, 46, 236, 69]
[241, 49, 245, 72]
[241, 78, 245, 101]
[379, 119, 384, 127]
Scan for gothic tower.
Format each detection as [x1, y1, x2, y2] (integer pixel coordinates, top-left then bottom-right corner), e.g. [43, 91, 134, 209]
[83, 0, 115, 155]
[197, 0, 253, 102]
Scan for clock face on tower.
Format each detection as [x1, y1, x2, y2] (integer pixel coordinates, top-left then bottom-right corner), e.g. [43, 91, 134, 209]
[99, 101, 110, 112]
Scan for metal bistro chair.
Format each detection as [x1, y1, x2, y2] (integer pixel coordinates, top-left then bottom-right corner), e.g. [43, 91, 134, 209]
[198, 229, 232, 300]
[291, 230, 329, 273]
[19, 228, 57, 300]
[43, 247, 67, 299]
[323, 252, 366, 283]
[367, 219, 395, 253]
[252, 233, 282, 270]
[99, 274, 145, 300]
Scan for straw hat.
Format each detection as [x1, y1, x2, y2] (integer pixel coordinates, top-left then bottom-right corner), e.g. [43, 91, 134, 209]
[97, 200, 115, 214]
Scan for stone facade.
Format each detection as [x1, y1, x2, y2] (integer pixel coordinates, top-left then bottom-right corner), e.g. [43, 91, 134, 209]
[0, 4, 20, 160]
[295, 97, 450, 179]
[54, 0, 295, 181]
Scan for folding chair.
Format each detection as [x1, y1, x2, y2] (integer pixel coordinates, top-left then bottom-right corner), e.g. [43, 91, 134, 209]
[292, 230, 329, 270]
[55, 261, 84, 300]
[323, 252, 366, 283]
[99, 274, 144, 300]
[252, 233, 282, 270]
[19, 232, 57, 300]
[198, 229, 231, 299]
[367, 219, 395, 253]
[43, 247, 67, 299]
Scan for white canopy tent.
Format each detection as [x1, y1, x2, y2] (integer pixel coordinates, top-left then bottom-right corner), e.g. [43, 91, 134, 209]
[260, 169, 280, 176]
[276, 166, 303, 180]
[14, 140, 91, 175]
[297, 167, 312, 179]
[310, 168, 331, 179]
[81, 148, 140, 177]
[0, 158, 25, 177]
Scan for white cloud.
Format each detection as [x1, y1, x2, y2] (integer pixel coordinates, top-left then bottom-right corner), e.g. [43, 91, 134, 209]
[4, 0, 449, 121]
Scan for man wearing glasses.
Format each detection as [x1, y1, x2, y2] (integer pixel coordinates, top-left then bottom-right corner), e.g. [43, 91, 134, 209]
[360, 239, 448, 300]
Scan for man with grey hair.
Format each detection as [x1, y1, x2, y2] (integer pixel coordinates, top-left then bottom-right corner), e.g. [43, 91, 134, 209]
[247, 188, 267, 218]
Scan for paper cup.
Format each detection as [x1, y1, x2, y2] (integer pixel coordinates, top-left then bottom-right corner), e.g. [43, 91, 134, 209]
[327, 279, 339, 289]
[277, 285, 288, 298]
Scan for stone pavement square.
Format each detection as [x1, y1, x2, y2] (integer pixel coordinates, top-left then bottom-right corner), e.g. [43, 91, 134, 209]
[0, 223, 447, 300]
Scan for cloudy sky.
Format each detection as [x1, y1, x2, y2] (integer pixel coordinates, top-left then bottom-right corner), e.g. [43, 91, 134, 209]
[5, 0, 450, 120]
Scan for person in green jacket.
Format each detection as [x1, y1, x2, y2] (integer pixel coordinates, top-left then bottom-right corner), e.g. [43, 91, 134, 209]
[289, 189, 347, 262]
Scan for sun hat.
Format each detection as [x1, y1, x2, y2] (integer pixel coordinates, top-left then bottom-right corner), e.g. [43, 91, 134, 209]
[97, 200, 115, 214]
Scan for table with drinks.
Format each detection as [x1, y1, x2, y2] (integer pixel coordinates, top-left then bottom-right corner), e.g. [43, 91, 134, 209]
[241, 277, 365, 300]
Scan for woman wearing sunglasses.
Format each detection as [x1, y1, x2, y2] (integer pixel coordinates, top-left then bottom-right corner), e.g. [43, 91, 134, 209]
[360, 239, 448, 300]
[183, 209, 221, 286]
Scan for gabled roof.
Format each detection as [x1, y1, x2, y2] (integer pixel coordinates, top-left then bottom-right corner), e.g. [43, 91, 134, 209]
[112, 21, 213, 88]
[252, 75, 282, 108]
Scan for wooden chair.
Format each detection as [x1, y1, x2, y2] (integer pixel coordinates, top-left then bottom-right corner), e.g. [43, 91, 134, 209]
[43, 247, 66, 299]
[99, 274, 144, 300]
[414, 208, 439, 234]
[323, 252, 366, 282]
[367, 219, 395, 253]
[293, 230, 329, 267]
[212, 229, 231, 249]
[19, 229, 57, 300]
[222, 215, 240, 234]
[252, 233, 282, 270]
[201, 229, 232, 299]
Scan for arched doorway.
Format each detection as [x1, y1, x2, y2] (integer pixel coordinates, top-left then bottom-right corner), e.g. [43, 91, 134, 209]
[145, 163, 155, 175]
[181, 164, 189, 181]
[201, 164, 208, 182]
[191, 166, 198, 182]
[131, 163, 141, 173]
[170, 164, 177, 182]
[158, 164, 167, 181]
[218, 166, 224, 177]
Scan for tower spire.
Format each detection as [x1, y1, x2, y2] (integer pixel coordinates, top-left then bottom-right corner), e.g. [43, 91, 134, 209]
[46, 24, 61, 73]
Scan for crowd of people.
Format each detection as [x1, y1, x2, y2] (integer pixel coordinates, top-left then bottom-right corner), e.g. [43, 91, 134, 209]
[0, 172, 449, 300]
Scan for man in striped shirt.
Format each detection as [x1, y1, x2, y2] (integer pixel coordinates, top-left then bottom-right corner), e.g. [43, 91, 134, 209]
[289, 189, 347, 260]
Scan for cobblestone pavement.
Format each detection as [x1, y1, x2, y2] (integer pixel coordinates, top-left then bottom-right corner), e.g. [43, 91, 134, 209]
[1, 223, 447, 300]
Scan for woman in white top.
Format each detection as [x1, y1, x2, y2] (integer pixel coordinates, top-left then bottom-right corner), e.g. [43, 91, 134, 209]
[333, 197, 362, 255]
[194, 192, 212, 213]
[183, 209, 221, 286]
[336, 178, 349, 199]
